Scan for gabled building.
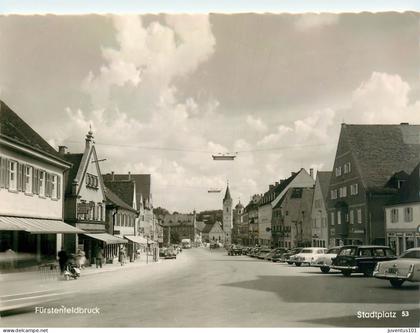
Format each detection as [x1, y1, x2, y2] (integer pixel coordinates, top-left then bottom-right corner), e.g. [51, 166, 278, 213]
[327, 123, 420, 246]
[272, 187, 314, 248]
[385, 162, 420, 254]
[201, 221, 225, 244]
[161, 212, 197, 245]
[243, 194, 261, 246]
[311, 171, 332, 248]
[0, 100, 81, 264]
[61, 130, 126, 264]
[232, 201, 244, 244]
[259, 168, 315, 247]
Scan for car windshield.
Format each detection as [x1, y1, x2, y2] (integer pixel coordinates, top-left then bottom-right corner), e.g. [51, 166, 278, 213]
[400, 249, 420, 259]
[327, 248, 340, 254]
[301, 249, 313, 253]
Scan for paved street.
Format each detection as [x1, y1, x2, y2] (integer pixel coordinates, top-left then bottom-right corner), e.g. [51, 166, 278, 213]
[0, 247, 418, 327]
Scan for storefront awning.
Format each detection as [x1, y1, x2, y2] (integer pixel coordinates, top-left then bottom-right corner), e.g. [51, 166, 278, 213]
[124, 235, 148, 245]
[0, 216, 85, 234]
[84, 233, 128, 244]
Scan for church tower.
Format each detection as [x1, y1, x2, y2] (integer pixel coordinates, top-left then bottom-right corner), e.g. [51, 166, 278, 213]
[222, 183, 233, 244]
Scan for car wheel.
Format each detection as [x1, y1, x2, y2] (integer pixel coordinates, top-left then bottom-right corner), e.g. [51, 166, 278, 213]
[390, 279, 404, 288]
[287, 262, 293, 265]
[295, 263, 302, 267]
[342, 270, 351, 277]
[363, 269, 374, 277]
[320, 267, 330, 274]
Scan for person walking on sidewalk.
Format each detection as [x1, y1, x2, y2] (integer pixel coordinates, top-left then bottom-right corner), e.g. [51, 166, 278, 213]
[95, 247, 104, 269]
[57, 248, 68, 274]
[119, 245, 126, 266]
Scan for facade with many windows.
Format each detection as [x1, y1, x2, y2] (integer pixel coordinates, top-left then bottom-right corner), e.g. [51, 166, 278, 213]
[0, 100, 81, 265]
[385, 163, 420, 255]
[328, 123, 420, 246]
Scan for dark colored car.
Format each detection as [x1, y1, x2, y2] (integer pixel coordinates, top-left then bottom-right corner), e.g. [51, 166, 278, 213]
[227, 245, 242, 256]
[270, 248, 288, 262]
[281, 248, 303, 264]
[331, 245, 396, 277]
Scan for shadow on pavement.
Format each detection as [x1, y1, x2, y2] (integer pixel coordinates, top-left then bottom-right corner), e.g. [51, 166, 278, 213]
[222, 275, 419, 304]
[298, 308, 419, 327]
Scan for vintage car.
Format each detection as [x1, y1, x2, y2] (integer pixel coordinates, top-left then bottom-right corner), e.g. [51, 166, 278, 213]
[331, 245, 396, 277]
[289, 247, 327, 266]
[227, 245, 242, 256]
[281, 248, 303, 264]
[311, 246, 342, 273]
[271, 248, 288, 262]
[256, 248, 272, 259]
[373, 247, 420, 287]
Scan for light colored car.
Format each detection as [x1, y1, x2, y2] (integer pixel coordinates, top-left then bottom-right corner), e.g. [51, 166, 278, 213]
[311, 247, 342, 273]
[290, 247, 327, 266]
[373, 247, 420, 288]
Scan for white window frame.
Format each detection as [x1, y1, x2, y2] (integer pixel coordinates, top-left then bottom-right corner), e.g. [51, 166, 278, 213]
[39, 170, 45, 197]
[404, 207, 413, 223]
[391, 208, 398, 223]
[51, 174, 58, 199]
[335, 166, 342, 177]
[339, 186, 347, 198]
[349, 209, 354, 224]
[24, 165, 33, 194]
[331, 189, 337, 200]
[357, 209, 362, 224]
[337, 212, 341, 225]
[8, 160, 17, 191]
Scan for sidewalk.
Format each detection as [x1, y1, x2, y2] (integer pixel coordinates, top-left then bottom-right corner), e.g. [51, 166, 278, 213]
[0, 254, 161, 313]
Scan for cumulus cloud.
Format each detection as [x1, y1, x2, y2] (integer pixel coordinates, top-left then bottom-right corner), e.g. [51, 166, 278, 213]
[350, 72, 419, 124]
[246, 115, 268, 132]
[294, 13, 339, 31]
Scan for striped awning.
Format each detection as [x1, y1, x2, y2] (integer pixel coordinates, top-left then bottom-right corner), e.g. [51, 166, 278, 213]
[84, 233, 128, 244]
[124, 235, 148, 245]
[0, 216, 84, 234]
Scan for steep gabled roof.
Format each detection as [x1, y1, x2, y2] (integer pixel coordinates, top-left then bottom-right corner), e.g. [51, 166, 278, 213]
[0, 100, 69, 164]
[342, 124, 420, 190]
[388, 162, 420, 205]
[259, 171, 299, 207]
[104, 186, 137, 213]
[317, 171, 333, 202]
[202, 222, 215, 234]
[223, 185, 232, 202]
[103, 173, 151, 208]
[63, 153, 83, 194]
[104, 180, 135, 209]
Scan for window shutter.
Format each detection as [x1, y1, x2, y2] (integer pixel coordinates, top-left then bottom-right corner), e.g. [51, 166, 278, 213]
[57, 175, 61, 199]
[45, 173, 51, 197]
[0, 157, 5, 188]
[33, 168, 38, 194]
[22, 164, 26, 193]
[17, 162, 22, 191]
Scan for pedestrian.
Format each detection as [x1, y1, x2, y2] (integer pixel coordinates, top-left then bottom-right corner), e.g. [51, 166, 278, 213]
[95, 247, 104, 268]
[57, 247, 68, 274]
[75, 249, 86, 269]
[119, 245, 126, 266]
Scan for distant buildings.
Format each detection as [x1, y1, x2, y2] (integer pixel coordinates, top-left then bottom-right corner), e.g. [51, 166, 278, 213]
[311, 171, 332, 248]
[161, 212, 197, 245]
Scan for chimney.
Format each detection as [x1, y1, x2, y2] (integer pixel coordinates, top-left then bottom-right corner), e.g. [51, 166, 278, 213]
[310, 168, 314, 179]
[111, 171, 115, 181]
[128, 171, 131, 180]
[58, 145, 68, 155]
[269, 185, 274, 190]
[275, 181, 279, 186]
[400, 122, 409, 125]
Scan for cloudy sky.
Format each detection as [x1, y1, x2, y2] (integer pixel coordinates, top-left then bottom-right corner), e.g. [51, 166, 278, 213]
[0, 12, 419, 212]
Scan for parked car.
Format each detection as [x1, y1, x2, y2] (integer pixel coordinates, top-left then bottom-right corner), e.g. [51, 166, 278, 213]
[227, 245, 242, 256]
[271, 248, 288, 262]
[289, 247, 328, 266]
[256, 248, 272, 259]
[311, 246, 342, 273]
[331, 245, 396, 277]
[282, 248, 303, 264]
[373, 247, 420, 287]
[210, 242, 219, 249]
[248, 247, 261, 257]
[163, 248, 177, 259]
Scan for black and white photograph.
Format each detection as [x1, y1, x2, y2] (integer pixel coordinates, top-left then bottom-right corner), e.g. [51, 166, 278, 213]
[0, 1, 419, 331]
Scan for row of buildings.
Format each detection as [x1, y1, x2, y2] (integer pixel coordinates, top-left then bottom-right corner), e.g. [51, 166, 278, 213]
[0, 100, 163, 266]
[230, 123, 420, 255]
